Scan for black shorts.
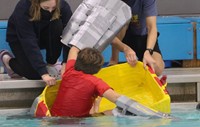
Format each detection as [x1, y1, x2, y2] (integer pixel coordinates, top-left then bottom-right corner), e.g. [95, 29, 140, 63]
[123, 32, 162, 61]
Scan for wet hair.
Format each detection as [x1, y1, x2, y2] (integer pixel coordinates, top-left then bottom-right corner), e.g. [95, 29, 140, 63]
[29, 0, 60, 21]
[75, 48, 104, 74]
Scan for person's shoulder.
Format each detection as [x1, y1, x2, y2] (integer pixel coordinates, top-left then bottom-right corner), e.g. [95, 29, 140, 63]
[60, 0, 70, 7]
[16, 0, 30, 8]
[60, 0, 67, 3]
[60, 0, 72, 13]
[14, 0, 30, 12]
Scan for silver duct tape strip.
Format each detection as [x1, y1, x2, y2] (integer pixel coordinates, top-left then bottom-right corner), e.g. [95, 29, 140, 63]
[116, 96, 171, 118]
[69, 7, 116, 50]
[61, 0, 131, 51]
[61, 3, 90, 45]
[29, 96, 40, 116]
[84, 0, 101, 7]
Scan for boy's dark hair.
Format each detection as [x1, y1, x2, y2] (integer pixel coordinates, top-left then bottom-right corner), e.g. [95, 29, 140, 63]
[75, 48, 104, 74]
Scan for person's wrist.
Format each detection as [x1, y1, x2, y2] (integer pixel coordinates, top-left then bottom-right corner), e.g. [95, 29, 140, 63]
[145, 48, 154, 55]
[123, 45, 130, 52]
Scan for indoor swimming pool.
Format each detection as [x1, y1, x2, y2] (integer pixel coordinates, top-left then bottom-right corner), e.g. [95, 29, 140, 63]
[0, 103, 200, 127]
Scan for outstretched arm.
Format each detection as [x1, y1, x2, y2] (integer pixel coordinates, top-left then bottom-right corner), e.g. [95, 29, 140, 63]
[102, 89, 170, 118]
[103, 89, 121, 103]
[67, 46, 80, 61]
[61, 46, 80, 75]
[143, 16, 157, 71]
[89, 89, 121, 116]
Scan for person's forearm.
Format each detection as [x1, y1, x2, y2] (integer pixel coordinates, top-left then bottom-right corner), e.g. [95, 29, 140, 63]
[147, 28, 157, 49]
[146, 16, 157, 49]
[67, 46, 80, 60]
[103, 89, 121, 103]
[116, 23, 129, 40]
[111, 37, 127, 52]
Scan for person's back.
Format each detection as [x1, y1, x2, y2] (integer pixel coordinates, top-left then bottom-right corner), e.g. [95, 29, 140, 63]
[51, 47, 111, 117]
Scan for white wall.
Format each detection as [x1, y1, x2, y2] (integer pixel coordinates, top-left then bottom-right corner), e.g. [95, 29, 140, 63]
[0, 0, 19, 20]
[157, 0, 200, 16]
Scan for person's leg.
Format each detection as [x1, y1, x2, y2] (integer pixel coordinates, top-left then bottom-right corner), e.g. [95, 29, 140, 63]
[39, 19, 69, 77]
[42, 19, 63, 65]
[0, 50, 21, 78]
[109, 25, 129, 65]
[151, 52, 165, 76]
[9, 42, 41, 79]
[109, 46, 119, 66]
[151, 42, 165, 76]
[38, 19, 69, 78]
[62, 45, 70, 63]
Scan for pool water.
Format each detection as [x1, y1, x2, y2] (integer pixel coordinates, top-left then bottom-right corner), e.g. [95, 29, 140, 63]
[1, 103, 200, 127]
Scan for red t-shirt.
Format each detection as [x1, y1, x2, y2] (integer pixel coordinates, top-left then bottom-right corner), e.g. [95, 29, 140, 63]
[50, 60, 110, 117]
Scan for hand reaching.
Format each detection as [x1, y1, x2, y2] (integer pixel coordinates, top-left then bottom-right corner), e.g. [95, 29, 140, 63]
[143, 51, 156, 72]
[124, 46, 138, 66]
[89, 97, 102, 114]
[41, 74, 56, 86]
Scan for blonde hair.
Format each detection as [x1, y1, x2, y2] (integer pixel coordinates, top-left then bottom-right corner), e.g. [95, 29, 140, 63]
[29, 0, 60, 21]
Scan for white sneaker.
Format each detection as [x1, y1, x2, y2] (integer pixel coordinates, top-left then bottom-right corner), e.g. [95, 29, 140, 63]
[46, 62, 62, 79]
[0, 50, 22, 78]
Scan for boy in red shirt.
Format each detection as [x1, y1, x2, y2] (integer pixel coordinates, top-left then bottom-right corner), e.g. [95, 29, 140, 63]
[50, 44, 169, 118]
[51, 45, 128, 117]
[50, 36, 138, 117]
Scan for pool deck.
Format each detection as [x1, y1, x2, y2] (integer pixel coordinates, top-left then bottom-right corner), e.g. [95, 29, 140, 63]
[163, 67, 200, 101]
[163, 67, 200, 84]
[0, 74, 44, 111]
[1, 67, 200, 86]
[0, 74, 44, 89]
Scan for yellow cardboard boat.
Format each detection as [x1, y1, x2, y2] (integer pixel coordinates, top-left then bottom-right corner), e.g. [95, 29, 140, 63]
[95, 62, 170, 114]
[30, 62, 170, 117]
